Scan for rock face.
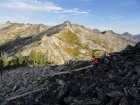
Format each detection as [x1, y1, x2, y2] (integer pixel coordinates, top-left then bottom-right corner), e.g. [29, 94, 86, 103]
[1, 41, 140, 105]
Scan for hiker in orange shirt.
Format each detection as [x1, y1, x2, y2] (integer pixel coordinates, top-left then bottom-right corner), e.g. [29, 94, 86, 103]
[91, 55, 99, 75]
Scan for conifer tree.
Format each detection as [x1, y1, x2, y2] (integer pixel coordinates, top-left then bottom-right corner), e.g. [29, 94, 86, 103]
[37, 51, 44, 64]
[1, 52, 9, 67]
[10, 57, 17, 66]
[43, 53, 48, 65]
[17, 50, 24, 65]
[29, 49, 37, 65]
[24, 56, 28, 65]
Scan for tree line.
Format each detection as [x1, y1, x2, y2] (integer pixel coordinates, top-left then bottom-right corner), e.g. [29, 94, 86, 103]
[0, 49, 51, 70]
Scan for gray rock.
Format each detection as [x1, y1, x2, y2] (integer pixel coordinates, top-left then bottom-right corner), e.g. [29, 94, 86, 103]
[12, 85, 17, 92]
[119, 97, 129, 105]
[106, 91, 124, 97]
[64, 96, 74, 104]
[37, 77, 41, 80]
[57, 79, 65, 87]
[128, 87, 140, 100]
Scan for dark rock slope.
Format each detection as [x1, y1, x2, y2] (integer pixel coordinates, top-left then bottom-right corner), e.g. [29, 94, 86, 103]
[1, 42, 140, 105]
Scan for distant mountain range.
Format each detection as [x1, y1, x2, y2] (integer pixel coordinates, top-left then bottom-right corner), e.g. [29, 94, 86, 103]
[0, 21, 138, 64]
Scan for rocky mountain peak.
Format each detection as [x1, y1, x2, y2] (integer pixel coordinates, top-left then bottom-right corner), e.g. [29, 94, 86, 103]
[63, 20, 71, 27]
[92, 28, 100, 33]
[123, 32, 133, 37]
[106, 30, 114, 33]
[122, 32, 135, 41]
[123, 32, 131, 35]
[6, 21, 11, 24]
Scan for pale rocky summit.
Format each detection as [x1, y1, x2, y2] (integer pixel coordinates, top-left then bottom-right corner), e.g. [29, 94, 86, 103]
[0, 20, 137, 64]
[92, 28, 100, 33]
[6, 21, 11, 24]
[0, 21, 11, 30]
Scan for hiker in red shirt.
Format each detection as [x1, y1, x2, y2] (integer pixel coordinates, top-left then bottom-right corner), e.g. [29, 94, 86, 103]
[91, 55, 99, 75]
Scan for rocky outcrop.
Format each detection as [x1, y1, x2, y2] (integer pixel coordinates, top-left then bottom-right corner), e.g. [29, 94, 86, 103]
[1, 42, 140, 105]
[0, 60, 91, 104]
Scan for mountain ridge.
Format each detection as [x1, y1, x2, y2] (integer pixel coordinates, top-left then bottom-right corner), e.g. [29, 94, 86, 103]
[0, 21, 138, 64]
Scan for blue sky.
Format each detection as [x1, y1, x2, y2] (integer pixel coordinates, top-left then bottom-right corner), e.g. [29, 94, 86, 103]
[0, 0, 140, 35]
